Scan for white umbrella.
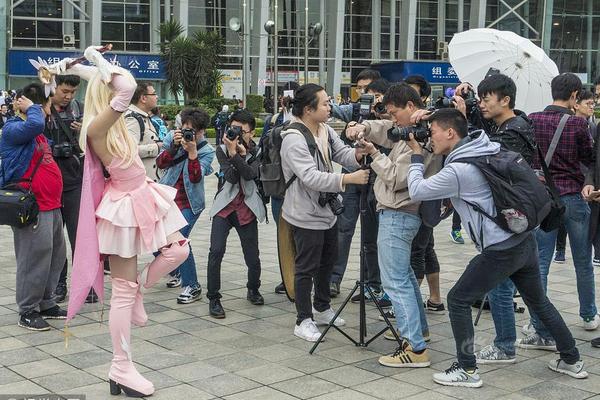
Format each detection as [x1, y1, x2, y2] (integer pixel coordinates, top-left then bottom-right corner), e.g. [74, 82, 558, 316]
[448, 28, 559, 115]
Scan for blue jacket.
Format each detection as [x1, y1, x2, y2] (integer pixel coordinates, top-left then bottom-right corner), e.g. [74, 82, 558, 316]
[159, 130, 215, 215]
[0, 105, 46, 187]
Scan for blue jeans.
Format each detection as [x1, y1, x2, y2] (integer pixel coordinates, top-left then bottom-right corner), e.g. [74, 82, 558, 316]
[176, 208, 200, 288]
[272, 196, 284, 227]
[378, 210, 428, 351]
[488, 279, 516, 355]
[532, 193, 597, 338]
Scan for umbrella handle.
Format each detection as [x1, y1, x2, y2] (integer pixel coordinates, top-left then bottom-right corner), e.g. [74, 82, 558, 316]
[66, 44, 113, 68]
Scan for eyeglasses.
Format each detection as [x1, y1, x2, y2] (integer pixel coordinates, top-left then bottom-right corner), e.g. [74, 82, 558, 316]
[144, 92, 158, 96]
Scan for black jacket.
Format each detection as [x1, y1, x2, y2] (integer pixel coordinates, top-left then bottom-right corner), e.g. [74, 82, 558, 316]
[586, 124, 600, 242]
[489, 110, 537, 166]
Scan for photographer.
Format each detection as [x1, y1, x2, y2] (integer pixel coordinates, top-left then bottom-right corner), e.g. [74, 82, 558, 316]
[345, 83, 442, 368]
[44, 74, 87, 303]
[156, 108, 215, 304]
[406, 108, 585, 387]
[280, 83, 370, 342]
[207, 109, 265, 318]
[330, 78, 391, 305]
[331, 69, 381, 123]
[405, 75, 432, 105]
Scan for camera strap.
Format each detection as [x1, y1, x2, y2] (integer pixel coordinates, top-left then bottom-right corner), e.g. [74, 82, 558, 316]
[51, 106, 82, 154]
[284, 122, 331, 189]
[170, 140, 209, 167]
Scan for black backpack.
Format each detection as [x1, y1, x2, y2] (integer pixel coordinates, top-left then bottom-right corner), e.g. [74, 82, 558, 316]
[125, 111, 146, 142]
[455, 149, 552, 234]
[259, 122, 319, 198]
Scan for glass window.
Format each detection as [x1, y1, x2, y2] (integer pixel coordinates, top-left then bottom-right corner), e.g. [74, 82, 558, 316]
[101, 0, 151, 51]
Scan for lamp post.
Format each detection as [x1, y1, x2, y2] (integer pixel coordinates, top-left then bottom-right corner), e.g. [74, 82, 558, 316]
[229, 3, 249, 106]
[303, 0, 322, 85]
[265, 0, 279, 114]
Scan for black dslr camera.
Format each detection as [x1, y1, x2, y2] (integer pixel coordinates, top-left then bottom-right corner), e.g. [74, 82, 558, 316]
[387, 121, 431, 143]
[226, 125, 242, 141]
[435, 87, 478, 112]
[52, 142, 74, 158]
[358, 94, 374, 120]
[319, 192, 345, 215]
[181, 128, 195, 142]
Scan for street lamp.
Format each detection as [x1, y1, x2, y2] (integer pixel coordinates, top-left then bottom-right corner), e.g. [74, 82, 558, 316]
[229, 2, 250, 107]
[265, 0, 278, 114]
[304, 21, 322, 84]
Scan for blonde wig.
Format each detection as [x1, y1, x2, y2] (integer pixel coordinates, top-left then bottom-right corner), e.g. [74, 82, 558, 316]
[80, 69, 138, 167]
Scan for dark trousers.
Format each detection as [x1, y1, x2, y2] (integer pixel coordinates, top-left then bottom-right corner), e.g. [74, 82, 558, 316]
[291, 223, 338, 324]
[410, 224, 440, 280]
[447, 233, 579, 369]
[331, 184, 380, 289]
[59, 186, 82, 284]
[206, 213, 261, 299]
[452, 212, 462, 231]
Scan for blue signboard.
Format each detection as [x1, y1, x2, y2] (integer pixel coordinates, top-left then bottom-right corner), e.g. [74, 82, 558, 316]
[8, 49, 165, 80]
[371, 61, 460, 85]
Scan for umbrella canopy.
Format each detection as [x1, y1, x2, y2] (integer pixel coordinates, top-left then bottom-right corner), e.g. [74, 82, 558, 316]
[449, 28, 559, 115]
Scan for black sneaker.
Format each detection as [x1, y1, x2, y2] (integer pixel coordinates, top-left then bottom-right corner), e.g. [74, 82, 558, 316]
[247, 289, 264, 305]
[209, 298, 226, 319]
[18, 311, 50, 331]
[177, 285, 202, 304]
[85, 289, 98, 304]
[275, 282, 286, 294]
[40, 305, 67, 320]
[591, 337, 600, 348]
[378, 308, 396, 322]
[103, 259, 111, 275]
[424, 299, 446, 314]
[166, 274, 181, 288]
[54, 282, 67, 303]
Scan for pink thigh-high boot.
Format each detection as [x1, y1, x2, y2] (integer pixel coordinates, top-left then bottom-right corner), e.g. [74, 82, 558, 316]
[108, 278, 154, 397]
[130, 240, 190, 327]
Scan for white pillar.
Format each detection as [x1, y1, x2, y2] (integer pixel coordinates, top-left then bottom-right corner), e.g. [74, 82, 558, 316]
[389, 0, 396, 59]
[90, 0, 101, 45]
[372, 0, 381, 63]
[469, 0, 487, 29]
[175, 0, 189, 36]
[326, 0, 344, 98]
[251, 0, 269, 95]
[398, 0, 417, 59]
[318, 0, 326, 85]
[150, 0, 161, 52]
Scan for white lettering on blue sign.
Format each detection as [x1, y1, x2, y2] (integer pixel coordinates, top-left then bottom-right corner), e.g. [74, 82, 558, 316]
[147, 60, 160, 70]
[128, 58, 140, 69]
[432, 67, 442, 75]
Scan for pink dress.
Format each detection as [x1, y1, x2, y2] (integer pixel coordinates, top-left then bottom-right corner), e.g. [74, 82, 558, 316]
[95, 155, 187, 258]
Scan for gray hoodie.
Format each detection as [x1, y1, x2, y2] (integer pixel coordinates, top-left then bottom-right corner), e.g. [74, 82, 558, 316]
[280, 121, 360, 230]
[408, 130, 518, 251]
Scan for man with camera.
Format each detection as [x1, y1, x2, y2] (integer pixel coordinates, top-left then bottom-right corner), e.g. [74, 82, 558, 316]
[0, 84, 67, 330]
[346, 83, 442, 368]
[156, 108, 215, 304]
[44, 74, 87, 303]
[406, 108, 586, 387]
[126, 82, 162, 181]
[207, 109, 265, 318]
[331, 69, 381, 124]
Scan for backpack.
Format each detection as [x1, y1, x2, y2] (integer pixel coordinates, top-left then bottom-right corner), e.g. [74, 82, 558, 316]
[455, 149, 552, 234]
[125, 111, 146, 142]
[259, 121, 319, 198]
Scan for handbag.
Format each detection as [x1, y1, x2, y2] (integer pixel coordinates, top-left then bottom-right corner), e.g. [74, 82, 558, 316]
[0, 155, 43, 228]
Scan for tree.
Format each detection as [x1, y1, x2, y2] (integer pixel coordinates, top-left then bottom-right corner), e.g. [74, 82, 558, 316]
[158, 20, 224, 104]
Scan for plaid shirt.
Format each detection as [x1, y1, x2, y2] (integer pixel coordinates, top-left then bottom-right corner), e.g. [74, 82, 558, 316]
[530, 105, 594, 196]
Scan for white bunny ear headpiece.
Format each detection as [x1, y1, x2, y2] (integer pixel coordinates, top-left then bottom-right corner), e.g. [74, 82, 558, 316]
[29, 57, 58, 97]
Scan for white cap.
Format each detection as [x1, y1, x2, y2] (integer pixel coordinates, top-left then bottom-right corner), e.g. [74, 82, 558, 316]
[222, 104, 229, 112]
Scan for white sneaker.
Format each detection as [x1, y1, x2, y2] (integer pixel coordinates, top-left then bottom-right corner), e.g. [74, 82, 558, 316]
[548, 359, 588, 379]
[313, 307, 346, 327]
[582, 314, 599, 331]
[294, 318, 322, 342]
[433, 362, 482, 388]
[521, 322, 535, 336]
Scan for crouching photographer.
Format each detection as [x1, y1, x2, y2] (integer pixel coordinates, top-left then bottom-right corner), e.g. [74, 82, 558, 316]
[156, 108, 215, 304]
[280, 83, 370, 342]
[207, 110, 266, 319]
[345, 83, 442, 368]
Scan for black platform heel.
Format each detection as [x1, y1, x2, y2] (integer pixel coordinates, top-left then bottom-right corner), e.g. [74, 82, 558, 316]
[109, 379, 148, 397]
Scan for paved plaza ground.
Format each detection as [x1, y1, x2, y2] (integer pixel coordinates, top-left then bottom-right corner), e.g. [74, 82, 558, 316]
[0, 160, 599, 400]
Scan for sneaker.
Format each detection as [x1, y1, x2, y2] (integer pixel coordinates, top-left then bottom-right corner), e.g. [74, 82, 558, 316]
[521, 322, 535, 336]
[424, 299, 446, 314]
[177, 285, 202, 304]
[166, 275, 181, 288]
[374, 291, 392, 308]
[591, 337, 600, 348]
[548, 359, 588, 379]
[378, 340, 431, 368]
[433, 362, 482, 388]
[54, 282, 67, 303]
[39, 305, 67, 320]
[384, 328, 430, 342]
[18, 311, 50, 331]
[517, 333, 557, 351]
[313, 307, 345, 327]
[582, 314, 599, 331]
[476, 344, 516, 364]
[593, 257, 600, 267]
[85, 289, 98, 304]
[378, 308, 396, 322]
[351, 289, 378, 304]
[450, 229, 465, 244]
[329, 282, 340, 298]
[247, 288, 264, 305]
[274, 282, 286, 294]
[209, 298, 225, 319]
[554, 250, 566, 263]
[294, 318, 322, 342]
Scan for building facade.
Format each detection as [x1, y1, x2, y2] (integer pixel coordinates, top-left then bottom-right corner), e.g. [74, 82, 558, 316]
[3, 0, 600, 100]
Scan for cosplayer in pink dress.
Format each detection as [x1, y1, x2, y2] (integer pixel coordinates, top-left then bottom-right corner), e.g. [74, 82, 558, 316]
[51, 47, 190, 398]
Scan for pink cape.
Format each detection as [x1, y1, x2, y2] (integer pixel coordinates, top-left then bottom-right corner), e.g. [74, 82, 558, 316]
[66, 144, 106, 322]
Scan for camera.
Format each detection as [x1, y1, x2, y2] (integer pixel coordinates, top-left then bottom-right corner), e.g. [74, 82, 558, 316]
[318, 192, 345, 215]
[226, 125, 242, 141]
[373, 102, 386, 115]
[52, 142, 74, 159]
[182, 128, 195, 142]
[387, 121, 431, 143]
[434, 87, 478, 111]
[358, 94, 374, 119]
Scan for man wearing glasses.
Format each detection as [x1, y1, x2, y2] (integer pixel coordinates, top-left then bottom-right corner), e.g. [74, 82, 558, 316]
[126, 82, 162, 181]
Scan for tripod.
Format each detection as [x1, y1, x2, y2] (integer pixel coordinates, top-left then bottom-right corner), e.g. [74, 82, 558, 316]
[310, 173, 402, 354]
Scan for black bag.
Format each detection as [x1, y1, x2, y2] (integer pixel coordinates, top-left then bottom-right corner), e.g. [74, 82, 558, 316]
[125, 111, 146, 142]
[456, 149, 552, 234]
[0, 156, 43, 228]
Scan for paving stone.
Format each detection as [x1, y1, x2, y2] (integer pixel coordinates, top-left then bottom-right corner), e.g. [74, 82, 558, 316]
[236, 363, 304, 385]
[32, 369, 102, 392]
[9, 358, 76, 379]
[149, 383, 214, 400]
[310, 388, 382, 400]
[352, 377, 425, 399]
[0, 367, 25, 385]
[280, 355, 345, 374]
[314, 365, 382, 387]
[204, 352, 270, 372]
[190, 372, 262, 396]
[223, 386, 297, 400]
[0, 347, 50, 366]
[136, 350, 199, 370]
[270, 375, 344, 399]
[519, 381, 595, 400]
[161, 360, 228, 381]
[61, 348, 112, 369]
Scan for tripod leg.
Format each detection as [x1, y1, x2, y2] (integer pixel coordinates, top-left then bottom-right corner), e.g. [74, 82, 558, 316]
[365, 285, 402, 345]
[474, 293, 487, 326]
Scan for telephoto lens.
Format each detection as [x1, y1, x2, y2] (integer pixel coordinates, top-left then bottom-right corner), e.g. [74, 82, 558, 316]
[181, 128, 195, 142]
[226, 125, 242, 141]
[387, 122, 431, 143]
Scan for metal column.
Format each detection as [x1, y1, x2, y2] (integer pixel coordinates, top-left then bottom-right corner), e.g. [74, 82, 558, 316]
[251, 0, 269, 95]
[318, 0, 325, 86]
[469, 0, 487, 29]
[325, 0, 344, 98]
[372, 0, 381, 63]
[398, 0, 417, 60]
[389, 0, 396, 59]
